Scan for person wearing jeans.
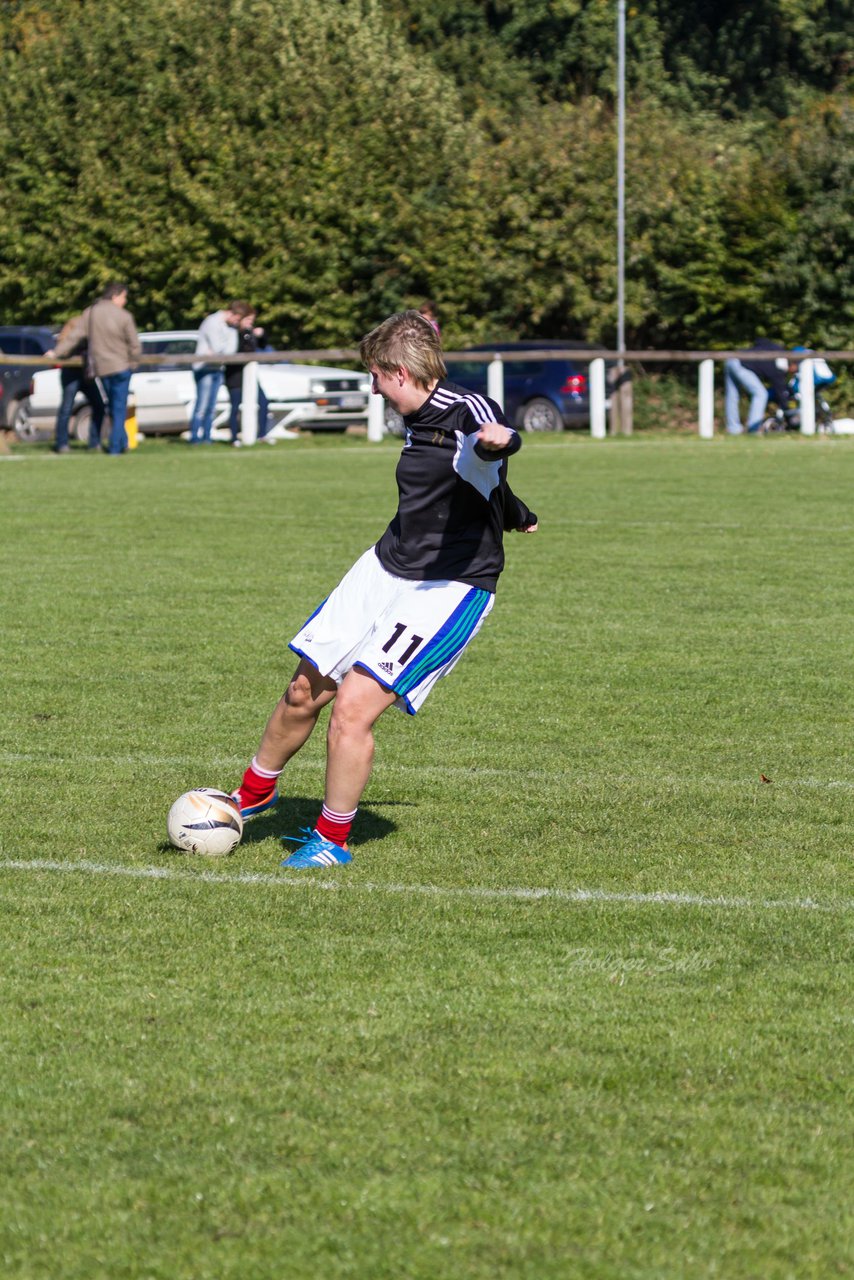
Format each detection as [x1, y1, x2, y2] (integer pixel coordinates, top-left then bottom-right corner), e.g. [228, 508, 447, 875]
[102, 370, 132, 454]
[190, 367, 225, 444]
[724, 339, 790, 435]
[228, 374, 272, 444]
[48, 311, 106, 452]
[86, 282, 141, 455]
[190, 302, 250, 443]
[53, 282, 139, 453]
[57, 370, 104, 451]
[724, 359, 769, 435]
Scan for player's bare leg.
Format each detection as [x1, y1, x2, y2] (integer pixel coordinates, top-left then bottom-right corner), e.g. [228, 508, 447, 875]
[234, 658, 336, 818]
[256, 658, 338, 772]
[280, 668, 396, 867]
[323, 668, 397, 814]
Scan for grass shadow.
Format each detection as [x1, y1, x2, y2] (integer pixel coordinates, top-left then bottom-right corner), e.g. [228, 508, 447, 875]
[156, 796, 409, 858]
[239, 795, 401, 848]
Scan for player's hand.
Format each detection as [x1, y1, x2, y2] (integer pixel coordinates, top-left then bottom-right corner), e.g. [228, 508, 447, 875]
[475, 421, 514, 451]
[515, 521, 538, 533]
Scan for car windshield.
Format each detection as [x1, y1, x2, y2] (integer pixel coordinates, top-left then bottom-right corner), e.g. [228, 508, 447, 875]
[142, 339, 197, 355]
[505, 361, 546, 375]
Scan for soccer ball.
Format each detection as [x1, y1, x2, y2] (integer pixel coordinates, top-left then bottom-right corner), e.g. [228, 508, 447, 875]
[167, 788, 243, 856]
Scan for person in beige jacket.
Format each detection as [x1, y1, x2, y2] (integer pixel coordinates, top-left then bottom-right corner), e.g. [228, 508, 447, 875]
[87, 282, 141, 454]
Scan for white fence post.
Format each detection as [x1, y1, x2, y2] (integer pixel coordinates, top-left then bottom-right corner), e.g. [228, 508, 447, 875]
[487, 357, 504, 410]
[799, 358, 816, 436]
[698, 359, 715, 438]
[240, 361, 259, 445]
[589, 358, 607, 439]
[367, 391, 385, 442]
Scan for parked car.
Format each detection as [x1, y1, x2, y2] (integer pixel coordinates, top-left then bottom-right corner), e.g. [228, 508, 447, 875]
[21, 330, 371, 441]
[448, 341, 593, 431]
[0, 325, 57, 434]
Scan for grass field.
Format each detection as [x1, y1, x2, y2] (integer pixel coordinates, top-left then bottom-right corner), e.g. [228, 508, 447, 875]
[1, 432, 852, 1279]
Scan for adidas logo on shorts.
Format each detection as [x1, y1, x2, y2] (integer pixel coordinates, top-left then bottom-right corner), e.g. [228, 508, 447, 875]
[379, 661, 394, 675]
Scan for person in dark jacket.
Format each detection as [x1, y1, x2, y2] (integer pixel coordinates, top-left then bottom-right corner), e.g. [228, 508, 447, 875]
[47, 311, 105, 452]
[724, 337, 790, 434]
[229, 310, 538, 868]
[226, 311, 273, 446]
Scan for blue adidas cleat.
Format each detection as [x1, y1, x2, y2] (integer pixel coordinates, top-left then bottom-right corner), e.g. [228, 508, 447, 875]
[281, 827, 352, 868]
[232, 787, 279, 820]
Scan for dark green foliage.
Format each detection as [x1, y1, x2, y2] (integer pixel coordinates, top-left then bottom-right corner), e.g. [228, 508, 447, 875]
[772, 102, 854, 349]
[0, 0, 481, 340]
[0, 0, 851, 349]
[393, 0, 852, 114]
[647, 0, 853, 116]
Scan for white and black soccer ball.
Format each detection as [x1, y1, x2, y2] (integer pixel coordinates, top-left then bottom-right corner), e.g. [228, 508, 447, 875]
[167, 788, 243, 856]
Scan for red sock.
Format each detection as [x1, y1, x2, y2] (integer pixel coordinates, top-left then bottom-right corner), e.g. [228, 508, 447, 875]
[315, 804, 356, 848]
[236, 757, 281, 806]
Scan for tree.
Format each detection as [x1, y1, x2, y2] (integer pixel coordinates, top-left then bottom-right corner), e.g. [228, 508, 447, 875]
[0, 0, 850, 353]
[0, 0, 478, 341]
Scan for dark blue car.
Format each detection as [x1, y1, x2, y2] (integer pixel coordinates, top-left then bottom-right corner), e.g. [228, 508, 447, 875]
[447, 341, 591, 431]
[0, 325, 57, 435]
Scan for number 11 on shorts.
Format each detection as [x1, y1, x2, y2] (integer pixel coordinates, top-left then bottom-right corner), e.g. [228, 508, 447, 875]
[382, 622, 424, 665]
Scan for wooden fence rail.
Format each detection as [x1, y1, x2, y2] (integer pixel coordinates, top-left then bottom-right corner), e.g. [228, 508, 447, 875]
[2, 347, 851, 443]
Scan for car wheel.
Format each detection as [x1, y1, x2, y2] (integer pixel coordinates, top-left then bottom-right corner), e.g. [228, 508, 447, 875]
[72, 407, 94, 446]
[11, 398, 37, 441]
[520, 397, 563, 432]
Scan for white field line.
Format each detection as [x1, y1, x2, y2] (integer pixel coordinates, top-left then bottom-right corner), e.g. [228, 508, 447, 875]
[0, 857, 850, 915]
[3, 750, 854, 792]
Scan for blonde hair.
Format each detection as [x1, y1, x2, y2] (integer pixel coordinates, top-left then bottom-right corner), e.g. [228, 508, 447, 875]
[360, 310, 446, 388]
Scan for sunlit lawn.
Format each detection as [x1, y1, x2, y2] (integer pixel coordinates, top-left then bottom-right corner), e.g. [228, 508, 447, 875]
[1, 431, 851, 1279]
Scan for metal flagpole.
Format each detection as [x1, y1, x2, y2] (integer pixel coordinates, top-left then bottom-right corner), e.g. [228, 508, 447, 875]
[617, 0, 625, 356]
[617, 0, 625, 358]
[614, 0, 630, 433]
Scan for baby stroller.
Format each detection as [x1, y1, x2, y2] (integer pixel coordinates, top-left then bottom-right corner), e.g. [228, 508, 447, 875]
[760, 351, 836, 434]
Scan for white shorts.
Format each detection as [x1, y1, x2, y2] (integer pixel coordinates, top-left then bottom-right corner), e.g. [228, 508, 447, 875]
[289, 547, 495, 715]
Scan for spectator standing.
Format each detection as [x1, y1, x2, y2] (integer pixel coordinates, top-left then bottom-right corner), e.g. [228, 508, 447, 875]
[87, 282, 142, 455]
[190, 302, 250, 444]
[47, 311, 105, 452]
[227, 312, 273, 446]
[724, 337, 789, 435]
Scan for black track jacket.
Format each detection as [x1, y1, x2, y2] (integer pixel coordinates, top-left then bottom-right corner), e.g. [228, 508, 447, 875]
[374, 378, 536, 593]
